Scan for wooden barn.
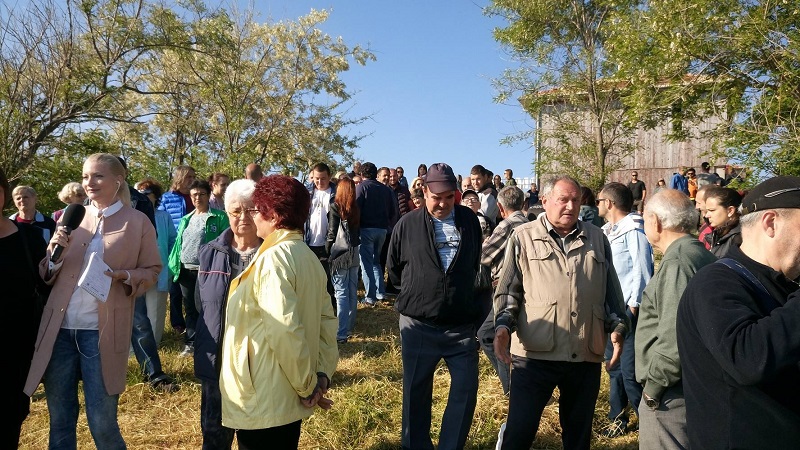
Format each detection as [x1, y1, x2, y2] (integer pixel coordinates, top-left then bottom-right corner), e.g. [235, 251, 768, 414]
[529, 79, 730, 194]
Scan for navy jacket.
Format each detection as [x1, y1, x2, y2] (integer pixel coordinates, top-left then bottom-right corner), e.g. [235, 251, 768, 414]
[387, 205, 482, 327]
[194, 229, 262, 382]
[356, 178, 397, 230]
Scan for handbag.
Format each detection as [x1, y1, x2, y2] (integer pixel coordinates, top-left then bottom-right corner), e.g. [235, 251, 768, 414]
[475, 263, 493, 292]
[329, 219, 351, 262]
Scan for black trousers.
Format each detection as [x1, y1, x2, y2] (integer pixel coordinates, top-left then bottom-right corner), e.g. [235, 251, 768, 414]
[501, 357, 601, 450]
[308, 245, 335, 313]
[236, 420, 301, 450]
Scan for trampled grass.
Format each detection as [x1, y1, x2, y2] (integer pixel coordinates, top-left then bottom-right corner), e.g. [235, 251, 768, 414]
[20, 298, 639, 449]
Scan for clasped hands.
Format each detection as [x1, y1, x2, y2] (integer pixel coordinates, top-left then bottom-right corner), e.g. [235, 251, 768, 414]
[301, 373, 333, 410]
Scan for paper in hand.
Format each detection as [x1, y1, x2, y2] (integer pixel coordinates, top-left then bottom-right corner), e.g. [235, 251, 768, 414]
[77, 252, 112, 302]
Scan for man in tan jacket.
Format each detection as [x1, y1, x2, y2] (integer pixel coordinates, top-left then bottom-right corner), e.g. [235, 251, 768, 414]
[493, 175, 629, 450]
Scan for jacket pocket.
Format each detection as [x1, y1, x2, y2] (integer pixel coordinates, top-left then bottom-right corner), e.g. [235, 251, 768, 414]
[588, 303, 607, 356]
[516, 300, 557, 352]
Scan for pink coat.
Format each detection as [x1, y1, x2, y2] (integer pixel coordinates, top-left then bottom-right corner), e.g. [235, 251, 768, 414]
[24, 206, 161, 396]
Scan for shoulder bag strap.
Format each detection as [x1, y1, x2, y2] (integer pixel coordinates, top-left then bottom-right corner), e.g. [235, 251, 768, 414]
[715, 258, 781, 313]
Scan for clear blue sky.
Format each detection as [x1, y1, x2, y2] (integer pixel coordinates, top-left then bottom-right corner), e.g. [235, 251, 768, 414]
[257, 1, 536, 181]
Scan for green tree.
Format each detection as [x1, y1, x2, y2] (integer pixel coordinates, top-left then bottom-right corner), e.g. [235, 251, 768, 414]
[0, 0, 187, 183]
[488, 0, 638, 191]
[120, 7, 375, 179]
[608, 0, 800, 179]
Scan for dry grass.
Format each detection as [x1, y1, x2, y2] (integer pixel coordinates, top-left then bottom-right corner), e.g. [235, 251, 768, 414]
[20, 299, 639, 449]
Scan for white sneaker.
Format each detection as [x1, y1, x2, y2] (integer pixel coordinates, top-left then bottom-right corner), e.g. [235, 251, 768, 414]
[179, 344, 194, 357]
[495, 422, 506, 450]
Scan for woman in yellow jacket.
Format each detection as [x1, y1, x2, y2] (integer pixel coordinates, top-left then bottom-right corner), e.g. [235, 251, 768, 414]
[219, 174, 338, 449]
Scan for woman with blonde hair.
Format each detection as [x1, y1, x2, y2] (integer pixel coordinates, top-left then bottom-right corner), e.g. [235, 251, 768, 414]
[52, 182, 87, 223]
[24, 153, 161, 448]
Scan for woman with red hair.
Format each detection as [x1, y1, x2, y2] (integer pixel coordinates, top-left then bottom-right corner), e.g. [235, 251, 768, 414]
[218, 175, 338, 450]
[325, 178, 361, 344]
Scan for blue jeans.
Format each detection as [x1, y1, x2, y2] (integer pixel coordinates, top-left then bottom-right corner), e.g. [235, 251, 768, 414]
[604, 307, 641, 423]
[359, 228, 387, 302]
[131, 295, 166, 382]
[332, 265, 359, 340]
[44, 329, 125, 450]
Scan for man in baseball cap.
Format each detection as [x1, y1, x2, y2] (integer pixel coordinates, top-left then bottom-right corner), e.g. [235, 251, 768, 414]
[677, 175, 800, 449]
[387, 162, 483, 449]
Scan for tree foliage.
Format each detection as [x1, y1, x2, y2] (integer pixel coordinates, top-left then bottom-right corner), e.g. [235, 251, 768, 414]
[607, 0, 800, 178]
[487, 0, 638, 191]
[0, 0, 374, 211]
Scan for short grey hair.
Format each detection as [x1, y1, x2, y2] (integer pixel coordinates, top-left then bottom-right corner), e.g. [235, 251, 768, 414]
[224, 179, 256, 207]
[644, 189, 698, 233]
[540, 176, 581, 199]
[497, 186, 525, 211]
[739, 208, 796, 229]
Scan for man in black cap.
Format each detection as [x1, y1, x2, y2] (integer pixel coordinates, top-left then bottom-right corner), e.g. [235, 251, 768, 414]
[677, 175, 800, 449]
[387, 162, 483, 450]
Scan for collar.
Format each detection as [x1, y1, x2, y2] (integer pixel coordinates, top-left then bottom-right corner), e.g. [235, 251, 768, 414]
[602, 212, 644, 239]
[542, 214, 579, 238]
[89, 200, 123, 218]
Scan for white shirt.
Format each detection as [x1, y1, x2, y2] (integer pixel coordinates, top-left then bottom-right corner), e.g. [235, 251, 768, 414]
[63, 201, 123, 330]
[307, 187, 332, 246]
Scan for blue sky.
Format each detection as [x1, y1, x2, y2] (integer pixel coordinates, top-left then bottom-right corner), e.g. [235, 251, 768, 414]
[257, 1, 536, 181]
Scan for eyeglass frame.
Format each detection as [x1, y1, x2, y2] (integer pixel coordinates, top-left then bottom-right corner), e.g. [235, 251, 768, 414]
[226, 208, 260, 219]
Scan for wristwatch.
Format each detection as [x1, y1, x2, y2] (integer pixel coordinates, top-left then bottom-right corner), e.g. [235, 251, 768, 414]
[644, 393, 659, 409]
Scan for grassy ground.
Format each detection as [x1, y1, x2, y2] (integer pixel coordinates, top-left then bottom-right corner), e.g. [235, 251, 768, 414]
[20, 298, 640, 449]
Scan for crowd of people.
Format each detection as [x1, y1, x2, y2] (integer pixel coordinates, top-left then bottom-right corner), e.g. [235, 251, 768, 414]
[6, 155, 800, 450]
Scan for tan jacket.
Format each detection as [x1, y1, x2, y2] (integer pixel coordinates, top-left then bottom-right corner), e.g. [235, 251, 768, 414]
[494, 215, 626, 363]
[24, 206, 161, 396]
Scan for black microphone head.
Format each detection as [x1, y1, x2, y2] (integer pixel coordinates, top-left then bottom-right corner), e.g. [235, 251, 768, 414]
[61, 203, 86, 230]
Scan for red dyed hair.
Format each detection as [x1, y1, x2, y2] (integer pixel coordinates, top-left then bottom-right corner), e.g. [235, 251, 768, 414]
[334, 178, 360, 229]
[252, 175, 311, 231]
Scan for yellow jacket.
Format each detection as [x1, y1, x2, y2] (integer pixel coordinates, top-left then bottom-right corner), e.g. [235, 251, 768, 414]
[220, 229, 338, 429]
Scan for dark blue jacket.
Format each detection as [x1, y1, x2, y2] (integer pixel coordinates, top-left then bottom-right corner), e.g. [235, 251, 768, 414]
[356, 178, 397, 230]
[387, 205, 482, 327]
[194, 229, 262, 382]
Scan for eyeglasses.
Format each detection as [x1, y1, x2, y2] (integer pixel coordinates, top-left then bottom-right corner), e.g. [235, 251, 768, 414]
[631, 174, 638, 177]
[462, 197, 479, 203]
[190, 192, 208, 198]
[227, 208, 260, 219]
[596, 198, 611, 205]
[687, 172, 696, 176]
[434, 239, 460, 250]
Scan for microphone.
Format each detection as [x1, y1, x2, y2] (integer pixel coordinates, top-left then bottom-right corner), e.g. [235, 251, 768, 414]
[51, 203, 86, 262]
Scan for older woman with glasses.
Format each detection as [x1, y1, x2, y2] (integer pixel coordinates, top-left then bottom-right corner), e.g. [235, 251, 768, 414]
[219, 175, 337, 450]
[195, 179, 262, 449]
[168, 180, 230, 357]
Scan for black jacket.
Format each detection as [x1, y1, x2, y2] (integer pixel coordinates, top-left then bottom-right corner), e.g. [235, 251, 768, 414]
[677, 245, 800, 449]
[387, 205, 482, 327]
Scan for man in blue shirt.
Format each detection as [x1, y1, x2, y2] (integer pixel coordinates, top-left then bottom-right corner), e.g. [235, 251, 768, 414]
[669, 167, 689, 195]
[597, 182, 654, 437]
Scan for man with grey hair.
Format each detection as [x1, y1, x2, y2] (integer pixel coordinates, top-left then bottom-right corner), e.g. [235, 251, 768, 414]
[477, 186, 528, 396]
[493, 176, 630, 450]
[635, 189, 716, 449]
[677, 176, 800, 448]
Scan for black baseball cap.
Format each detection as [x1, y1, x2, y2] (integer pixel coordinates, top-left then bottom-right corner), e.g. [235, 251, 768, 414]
[424, 163, 458, 194]
[741, 176, 800, 214]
